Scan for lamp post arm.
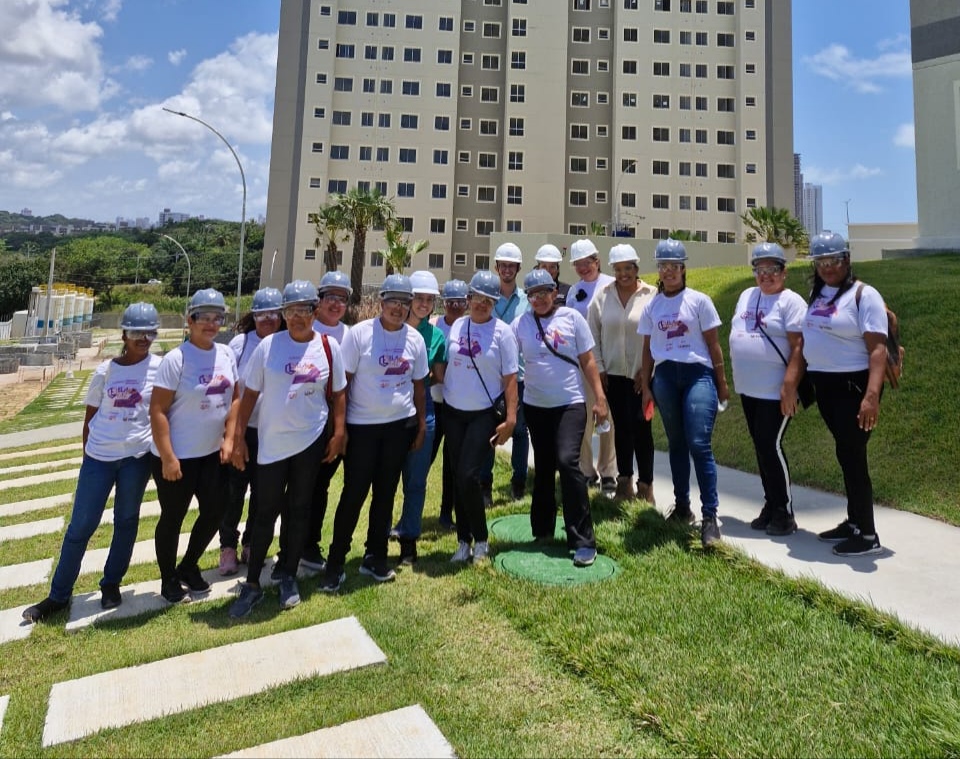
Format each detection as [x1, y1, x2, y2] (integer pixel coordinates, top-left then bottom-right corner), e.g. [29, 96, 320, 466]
[159, 234, 192, 321]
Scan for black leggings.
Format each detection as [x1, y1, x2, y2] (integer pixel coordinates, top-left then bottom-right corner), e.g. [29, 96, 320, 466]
[444, 404, 498, 544]
[606, 373, 655, 483]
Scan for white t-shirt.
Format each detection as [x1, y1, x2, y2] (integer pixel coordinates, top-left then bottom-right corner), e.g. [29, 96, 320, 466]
[430, 316, 455, 403]
[84, 354, 162, 461]
[443, 316, 519, 411]
[340, 318, 429, 425]
[150, 341, 238, 459]
[313, 320, 349, 346]
[243, 331, 347, 465]
[802, 283, 887, 373]
[638, 288, 722, 368]
[513, 306, 594, 408]
[568, 273, 615, 319]
[229, 331, 265, 428]
[729, 287, 807, 400]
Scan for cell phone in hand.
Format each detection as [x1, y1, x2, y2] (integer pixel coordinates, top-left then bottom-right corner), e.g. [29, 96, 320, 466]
[489, 434, 498, 447]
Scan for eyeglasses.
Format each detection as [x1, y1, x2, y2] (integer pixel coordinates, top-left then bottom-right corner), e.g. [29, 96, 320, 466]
[657, 262, 683, 272]
[469, 295, 495, 307]
[253, 311, 280, 322]
[191, 312, 225, 325]
[814, 255, 846, 269]
[444, 299, 467, 308]
[321, 293, 348, 304]
[412, 294, 436, 305]
[126, 330, 158, 341]
[528, 289, 554, 301]
[382, 298, 411, 308]
[753, 265, 784, 276]
[573, 257, 599, 269]
[281, 305, 315, 319]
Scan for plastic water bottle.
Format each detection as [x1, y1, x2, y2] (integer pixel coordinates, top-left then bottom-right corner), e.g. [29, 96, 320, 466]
[717, 399, 728, 413]
[596, 418, 611, 434]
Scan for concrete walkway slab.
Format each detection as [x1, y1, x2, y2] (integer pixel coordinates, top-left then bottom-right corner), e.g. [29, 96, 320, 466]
[0, 456, 83, 477]
[0, 422, 82, 450]
[0, 493, 75, 519]
[0, 558, 52, 591]
[0, 443, 82, 462]
[0, 468, 80, 491]
[219, 704, 456, 759]
[43, 616, 388, 747]
[0, 516, 63, 542]
[0, 606, 35, 645]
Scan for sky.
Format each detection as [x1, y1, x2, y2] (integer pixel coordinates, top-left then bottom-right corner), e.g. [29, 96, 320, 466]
[0, 0, 917, 237]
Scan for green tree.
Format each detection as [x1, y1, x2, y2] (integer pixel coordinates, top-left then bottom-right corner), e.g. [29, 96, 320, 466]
[324, 188, 396, 303]
[309, 203, 351, 274]
[589, 221, 607, 237]
[668, 229, 694, 241]
[379, 221, 428, 276]
[740, 206, 809, 255]
[56, 236, 150, 297]
[0, 253, 47, 316]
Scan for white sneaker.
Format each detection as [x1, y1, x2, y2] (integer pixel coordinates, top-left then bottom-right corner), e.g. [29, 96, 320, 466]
[450, 541, 473, 563]
[473, 541, 490, 562]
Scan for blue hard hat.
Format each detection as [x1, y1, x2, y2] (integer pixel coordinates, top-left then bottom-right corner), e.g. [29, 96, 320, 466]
[380, 273, 413, 300]
[750, 242, 787, 265]
[809, 232, 849, 259]
[282, 280, 319, 306]
[523, 269, 557, 292]
[120, 302, 160, 330]
[188, 288, 227, 315]
[318, 270, 353, 295]
[441, 279, 469, 300]
[251, 287, 283, 312]
[654, 239, 688, 262]
[469, 270, 500, 300]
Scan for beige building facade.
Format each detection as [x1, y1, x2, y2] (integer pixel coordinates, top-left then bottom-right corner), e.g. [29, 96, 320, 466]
[262, 0, 794, 289]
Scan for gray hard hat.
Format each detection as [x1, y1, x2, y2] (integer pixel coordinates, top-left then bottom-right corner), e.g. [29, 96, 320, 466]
[120, 302, 160, 330]
[469, 270, 501, 300]
[188, 288, 227, 315]
[282, 280, 319, 306]
[380, 273, 414, 300]
[808, 232, 849, 259]
[318, 270, 353, 295]
[523, 269, 557, 292]
[654, 239, 688, 262]
[441, 279, 469, 300]
[251, 287, 283, 312]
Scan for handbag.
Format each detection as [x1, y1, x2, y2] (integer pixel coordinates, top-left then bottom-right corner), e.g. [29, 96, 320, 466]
[753, 294, 816, 410]
[466, 319, 507, 423]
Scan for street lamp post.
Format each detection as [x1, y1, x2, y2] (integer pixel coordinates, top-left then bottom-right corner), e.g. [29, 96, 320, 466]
[162, 107, 246, 317]
[614, 159, 638, 235]
[159, 234, 192, 305]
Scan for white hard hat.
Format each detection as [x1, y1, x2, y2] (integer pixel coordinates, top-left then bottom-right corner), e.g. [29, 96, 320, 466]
[494, 242, 523, 263]
[569, 238, 599, 263]
[608, 243, 639, 265]
[409, 270, 440, 295]
[535, 244, 562, 263]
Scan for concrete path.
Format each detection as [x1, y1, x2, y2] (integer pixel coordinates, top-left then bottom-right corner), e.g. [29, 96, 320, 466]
[219, 704, 456, 759]
[0, 480, 158, 518]
[0, 422, 82, 450]
[0, 456, 83, 476]
[43, 616, 388, 747]
[0, 442, 81, 462]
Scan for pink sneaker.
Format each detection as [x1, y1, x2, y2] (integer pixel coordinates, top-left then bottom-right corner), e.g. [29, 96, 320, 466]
[240, 544, 251, 564]
[219, 547, 239, 576]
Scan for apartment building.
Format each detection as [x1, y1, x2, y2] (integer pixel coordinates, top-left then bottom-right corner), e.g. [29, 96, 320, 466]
[263, 0, 794, 287]
[801, 182, 823, 237]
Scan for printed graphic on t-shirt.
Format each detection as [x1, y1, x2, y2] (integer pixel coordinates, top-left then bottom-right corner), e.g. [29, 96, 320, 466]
[660, 318, 689, 340]
[456, 335, 481, 357]
[541, 326, 569, 351]
[809, 298, 837, 319]
[108, 384, 143, 408]
[203, 374, 232, 396]
[287, 361, 321, 385]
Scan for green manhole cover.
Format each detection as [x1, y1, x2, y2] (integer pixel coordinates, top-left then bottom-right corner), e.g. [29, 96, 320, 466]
[488, 514, 620, 586]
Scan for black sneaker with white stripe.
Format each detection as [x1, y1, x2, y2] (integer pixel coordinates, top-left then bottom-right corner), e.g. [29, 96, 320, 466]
[833, 533, 883, 557]
[817, 521, 857, 543]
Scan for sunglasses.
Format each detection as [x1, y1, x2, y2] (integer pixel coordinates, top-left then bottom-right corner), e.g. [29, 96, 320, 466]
[126, 330, 158, 341]
[753, 265, 784, 276]
[282, 305, 316, 319]
[382, 298, 412, 308]
[814, 255, 846, 269]
[528, 289, 554, 301]
[191, 312, 225, 325]
[444, 299, 468, 308]
[657, 262, 683, 272]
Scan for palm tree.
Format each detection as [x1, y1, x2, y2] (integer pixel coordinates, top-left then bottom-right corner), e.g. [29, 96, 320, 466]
[309, 203, 351, 273]
[668, 229, 693, 241]
[379, 221, 429, 276]
[588, 220, 607, 237]
[329, 188, 396, 303]
[740, 206, 809, 255]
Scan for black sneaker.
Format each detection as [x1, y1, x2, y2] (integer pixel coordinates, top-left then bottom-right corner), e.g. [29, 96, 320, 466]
[766, 515, 798, 536]
[817, 521, 857, 543]
[176, 564, 211, 595]
[278, 574, 301, 609]
[229, 582, 264, 619]
[318, 566, 346, 593]
[160, 576, 188, 604]
[100, 583, 122, 609]
[299, 544, 327, 572]
[438, 512, 456, 531]
[587, 475, 602, 489]
[359, 556, 397, 583]
[666, 502, 695, 525]
[600, 477, 617, 497]
[750, 507, 772, 531]
[510, 480, 525, 500]
[833, 533, 883, 557]
[398, 539, 418, 566]
[701, 516, 722, 547]
[22, 597, 68, 623]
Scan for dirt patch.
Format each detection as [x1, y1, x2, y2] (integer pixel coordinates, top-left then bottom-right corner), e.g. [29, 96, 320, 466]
[0, 379, 48, 422]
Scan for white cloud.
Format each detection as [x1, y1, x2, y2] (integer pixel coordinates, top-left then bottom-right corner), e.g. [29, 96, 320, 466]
[893, 123, 915, 149]
[803, 42, 911, 94]
[121, 55, 153, 72]
[168, 49, 187, 66]
[805, 164, 884, 185]
[100, 0, 123, 23]
[0, 111, 14, 122]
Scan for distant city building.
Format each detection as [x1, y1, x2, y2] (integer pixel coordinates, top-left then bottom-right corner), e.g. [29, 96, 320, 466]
[262, 0, 795, 286]
[20, 208, 33, 217]
[158, 208, 192, 226]
[801, 183, 822, 236]
[793, 153, 803, 221]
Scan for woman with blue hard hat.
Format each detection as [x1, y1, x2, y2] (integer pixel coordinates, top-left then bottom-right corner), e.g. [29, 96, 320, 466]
[513, 268, 608, 568]
[442, 270, 519, 564]
[729, 242, 808, 536]
[218, 287, 284, 576]
[802, 232, 889, 557]
[150, 287, 240, 604]
[635, 239, 728, 548]
[23, 303, 163, 622]
[318, 274, 429, 591]
[228, 280, 347, 618]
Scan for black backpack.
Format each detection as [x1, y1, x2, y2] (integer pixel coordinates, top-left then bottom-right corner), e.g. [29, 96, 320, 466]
[855, 283, 904, 389]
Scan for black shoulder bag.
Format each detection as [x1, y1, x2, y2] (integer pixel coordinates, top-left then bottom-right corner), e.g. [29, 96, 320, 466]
[466, 319, 507, 423]
[753, 294, 815, 409]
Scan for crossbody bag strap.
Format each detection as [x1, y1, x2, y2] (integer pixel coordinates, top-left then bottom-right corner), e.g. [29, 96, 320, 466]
[320, 333, 333, 401]
[533, 313, 581, 370]
[753, 293, 788, 367]
[466, 318, 497, 406]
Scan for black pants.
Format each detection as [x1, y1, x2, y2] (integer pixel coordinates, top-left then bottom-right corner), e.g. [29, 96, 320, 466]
[326, 419, 417, 570]
[246, 431, 328, 583]
[606, 373, 655, 484]
[444, 404, 498, 544]
[219, 425, 260, 549]
[741, 395, 793, 517]
[152, 451, 227, 581]
[524, 402, 596, 549]
[431, 401, 455, 520]
[809, 369, 877, 534]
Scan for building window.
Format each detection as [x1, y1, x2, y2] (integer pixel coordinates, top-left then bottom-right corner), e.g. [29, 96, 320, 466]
[328, 179, 346, 193]
[745, 162, 757, 174]
[696, 0, 707, 10]
[337, 10, 357, 24]
[717, 32, 734, 47]
[746, 197, 757, 208]
[320, 6, 331, 16]
[456, 221, 468, 233]
[572, 27, 590, 43]
[696, 129, 707, 144]
[434, 115, 450, 130]
[508, 151, 524, 170]
[679, 195, 691, 210]
[624, 28, 639, 42]
[623, 60, 638, 75]
[506, 220, 523, 233]
[476, 220, 494, 236]
[461, 85, 473, 98]
[570, 157, 588, 173]
[679, 161, 691, 176]
[718, 232, 736, 243]
[597, 59, 609, 72]
[483, 21, 502, 37]
[463, 20, 475, 32]
[718, 198, 736, 213]
[621, 192, 636, 208]
[333, 77, 353, 92]
[433, 149, 449, 164]
[572, 59, 590, 75]
[314, 107, 326, 118]
[430, 218, 446, 234]
[695, 96, 707, 111]
[695, 31, 708, 45]
[378, 114, 391, 128]
[653, 61, 670, 76]
[381, 46, 394, 61]
[478, 186, 496, 202]
[595, 190, 608, 203]
[362, 78, 375, 93]
[376, 146, 389, 161]
[401, 81, 420, 96]
[717, 1, 734, 14]
[696, 63, 707, 78]
[652, 160, 670, 175]
[598, 27, 610, 39]
[439, 16, 453, 30]
[364, 45, 377, 60]
[652, 228, 670, 240]
[359, 146, 372, 161]
[335, 43, 355, 58]
[510, 84, 526, 102]
[513, 18, 527, 35]
[696, 162, 707, 177]
[624, 0, 638, 7]
[654, 94, 670, 108]
[311, 141, 324, 153]
[652, 194, 670, 209]
[653, 126, 670, 142]
[569, 190, 587, 207]
[717, 65, 735, 79]
[399, 148, 417, 163]
[480, 119, 498, 135]
[717, 164, 735, 179]
[375, 181, 387, 195]
[401, 114, 419, 129]
[717, 130, 735, 145]
[316, 73, 327, 84]
[572, 92, 589, 107]
[383, 12, 396, 26]
[573, 0, 591, 9]
[654, 29, 670, 43]
[432, 184, 447, 199]
[428, 253, 444, 269]
[745, 129, 757, 140]
[370, 251, 384, 267]
[458, 151, 470, 163]
[696, 196, 708, 211]
[679, 96, 690, 110]
[507, 186, 523, 204]
[680, 31, 691, 44]
[717, 97, 735, 112]
[623, 93, 637, 107]
[437, 82, 451, 97]
[480, 86, 499, 103]
[481, 54, 500, 70]
[462, 53, 474, 65]
[679, 128, 690, 143]
[475, 253, 491, 269]
[597, 92, 609, 105]
[309, 177, 322, 188]
[571, 124, 588, 140]
[654, 0, 670, 9]
[479, 152, 497, 169]
[457, 185, 469, 197]
[405, 14, 423, 28]
[622, 125, 637, 140]
[745, 0, 755, 6]
[397, 182, 415, 198]
[509, 117, 525, 136]
[380, 80, 393, 94]
[305, 248, 317, 260]
[745, 96, 757, 107]
[745, 63, 757, 74]
[569, 224, 587, 236]
[437, 50, 453, 64]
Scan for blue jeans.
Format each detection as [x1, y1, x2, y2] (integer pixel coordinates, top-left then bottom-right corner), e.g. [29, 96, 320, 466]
[481, 380, 528, 487]
[652, 361, 720, 517]
[49, 453, 152, 602]
[395, 402, 437, 539]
